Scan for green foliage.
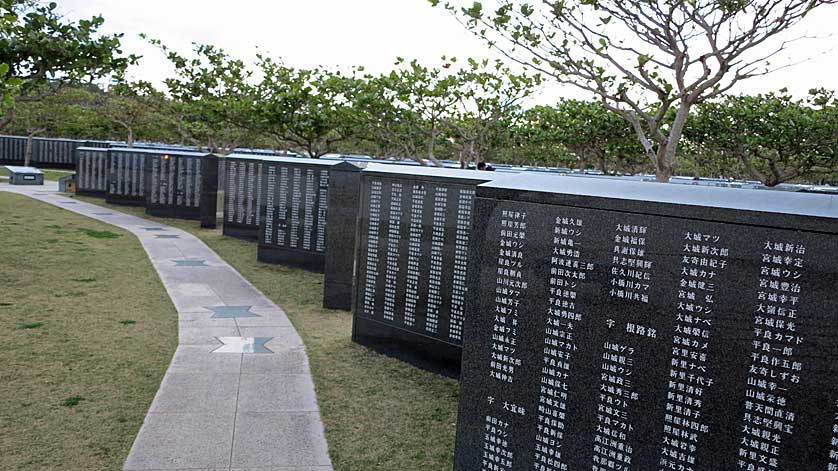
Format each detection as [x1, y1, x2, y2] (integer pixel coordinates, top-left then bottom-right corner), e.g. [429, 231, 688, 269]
[97, 77, 170, 146]
[686, 89, 838, 186]
[254, 58, 358, 157]
[434, 0, 830, 181]
[16, 322, 43, 330]
[345, 57, 539, 166]
[1, 5, 832, 185]
[60, 395, 84, 407]
[379, 58, 463, 164]
[146, 38, 256, 153]
[78, 228, 121, 239]
[0, 0, 135, 130]
[445, 58, 541, 166]
[513, 100, 645, 173]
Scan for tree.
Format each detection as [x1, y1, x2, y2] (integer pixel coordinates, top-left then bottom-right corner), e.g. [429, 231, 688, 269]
[0, 0, 133, 130]
[345, 70, 428, 160]
[686, 89, 838, 186]
[10, 84, 54, 166]
[254, 57, 358, 158]
[434, 0, 830, 181]
[97, 78, 166, 147]
[520, 100, 643, 173]
[445, 58, 541, 167]
[7, 85, 106, 164]
[381, 58, 462, 165]
[148, 39, 256, 153]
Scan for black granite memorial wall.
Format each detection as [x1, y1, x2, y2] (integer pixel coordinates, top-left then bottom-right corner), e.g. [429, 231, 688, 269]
[31, 137, 78, 166]
[144, 151, 218, 227]
[105, 148, 148, 206]
[351, 164, 511, 376]
[454, 173, 838, 471]
[81, 140, 114, 149]
[256, 157, 361, 274]
[0, 135, 81, 169]
[0, 135, 26, 163]
[321, 161, 363, 310]
[75, 147, 109, 197]
[223, 154, 267, 240]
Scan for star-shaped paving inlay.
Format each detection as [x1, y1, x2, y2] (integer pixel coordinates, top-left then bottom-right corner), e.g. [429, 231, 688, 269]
[155, 234, 180, 239]
[212, 337, 273, 354]
[142, 227, 165, 231]
[205, 305, 260, 319]
[172, 259, 207, 267]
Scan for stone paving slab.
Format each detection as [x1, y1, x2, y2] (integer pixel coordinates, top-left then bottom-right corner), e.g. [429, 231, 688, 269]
[0, 183, 333, 471]
[231, 412, 332, 469]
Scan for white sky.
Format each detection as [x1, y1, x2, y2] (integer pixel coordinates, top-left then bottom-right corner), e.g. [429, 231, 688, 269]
[58, 0, 838, 105]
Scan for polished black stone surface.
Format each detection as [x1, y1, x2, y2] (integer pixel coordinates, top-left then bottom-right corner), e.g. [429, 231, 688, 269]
[143, 151, 216, 223]
[75, 147, 109, 197]
[351, 164, 511, 376]
[0, 135, 80, 169]
[105, 148, 148, 206]
[223, 155, 265, 240]
[454, 173, 838, 471]
[322, 162, 363, 310]
[256, 157, 354, 271]
[199, 155, 219, 228]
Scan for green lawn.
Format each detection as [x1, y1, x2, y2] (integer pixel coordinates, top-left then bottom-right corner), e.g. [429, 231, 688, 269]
[0, 167, 73, 182]
[0, 192, 178, 470]
[73, 194, 461, 470]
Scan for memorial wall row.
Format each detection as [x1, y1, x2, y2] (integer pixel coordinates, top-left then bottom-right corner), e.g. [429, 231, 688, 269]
[454, 173, 838, 471]
[0, 135, 108, 168]
[223, 154, 363, 310]
[145, 150, 218, 227]
[66, 141, 838, 470]
[82, 148, 219, 229]
[350, 165, 511, 376]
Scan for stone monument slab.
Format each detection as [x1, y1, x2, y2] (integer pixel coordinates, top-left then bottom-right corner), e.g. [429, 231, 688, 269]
[351, 164, 514, 376]
[105, 148, 148, 206]
[255, 156, 362, 273]
[144, 150, 218, 227]
[454, 173, 838, 471]
[75, 147, 109, 197]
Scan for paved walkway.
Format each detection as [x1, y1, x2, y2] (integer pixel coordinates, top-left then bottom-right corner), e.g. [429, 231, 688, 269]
[1, 183, 333, 471]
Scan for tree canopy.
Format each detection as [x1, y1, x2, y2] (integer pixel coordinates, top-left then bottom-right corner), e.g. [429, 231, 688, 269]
[4, 2, 836, 186]
[0, 0, 134, 130]
[433, 0, 831, 181]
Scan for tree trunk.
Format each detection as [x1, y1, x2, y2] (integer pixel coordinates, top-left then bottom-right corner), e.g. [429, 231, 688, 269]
[655, 103, 692, 182]
[24, 133, 34, 167]
[654, 154, 674, 182]
[467, 139, 478, 166]
[127, 128, 134, 148]
[427, 123, 437, 163]
[576, 151, 588, 171]
[595, 151, 608, 174]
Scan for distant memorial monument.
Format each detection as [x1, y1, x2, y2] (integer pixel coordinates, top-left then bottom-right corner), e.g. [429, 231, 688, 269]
[256, 156, 361, 274]
[75, 147, 109, 197]
[454, 173, 838, 471]
[145, 150, 218, 228]
[351, 164, 513, 375]
[105, 148, 148, 206]
[223, 154, 268, 240]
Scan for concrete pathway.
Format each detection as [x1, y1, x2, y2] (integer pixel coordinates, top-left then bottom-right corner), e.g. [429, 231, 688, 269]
[1, 183, 333, 471]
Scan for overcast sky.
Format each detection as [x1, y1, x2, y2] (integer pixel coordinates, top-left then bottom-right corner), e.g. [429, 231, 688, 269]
[58, 0, 838, 104]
